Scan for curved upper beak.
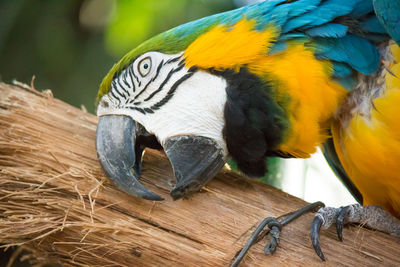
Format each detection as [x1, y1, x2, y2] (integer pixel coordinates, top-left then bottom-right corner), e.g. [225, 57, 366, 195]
[96, 115, 226, 201]
[96, 115, 163, 200]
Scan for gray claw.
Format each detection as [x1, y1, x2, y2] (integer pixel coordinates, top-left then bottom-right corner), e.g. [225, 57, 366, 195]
[310, 215, 326, 261]
[336, 206, 348, 242]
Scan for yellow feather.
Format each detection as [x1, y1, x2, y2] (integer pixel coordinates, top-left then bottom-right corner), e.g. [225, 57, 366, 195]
[333, 43, 400, 216]
[185, 19, 347, 157]
[184, 19, 278, 71]
[248, 44, 346, 157]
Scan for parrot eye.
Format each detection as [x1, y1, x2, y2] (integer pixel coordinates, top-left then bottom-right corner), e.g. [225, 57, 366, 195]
[138, 57, 152, 77]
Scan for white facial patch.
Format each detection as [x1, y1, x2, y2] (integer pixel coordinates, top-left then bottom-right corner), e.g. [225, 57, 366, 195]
[97, 52, 229, 157]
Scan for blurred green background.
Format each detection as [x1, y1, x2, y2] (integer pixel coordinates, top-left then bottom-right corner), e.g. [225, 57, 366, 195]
[0, 0, 238, 114]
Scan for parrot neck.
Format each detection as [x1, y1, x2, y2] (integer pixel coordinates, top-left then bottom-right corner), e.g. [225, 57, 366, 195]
[214, 67, 289, 176]
[213, 49, 348, 177]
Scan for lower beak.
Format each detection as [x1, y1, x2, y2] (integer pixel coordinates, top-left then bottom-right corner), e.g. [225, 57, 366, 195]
[96, 115, 163, 201]
[164, 136, 225, 200]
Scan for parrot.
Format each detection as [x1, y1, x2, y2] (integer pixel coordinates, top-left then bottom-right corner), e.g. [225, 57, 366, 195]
[95, 0, 400, 261]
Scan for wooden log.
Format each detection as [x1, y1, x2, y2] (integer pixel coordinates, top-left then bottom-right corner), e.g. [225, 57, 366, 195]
[0, 81, 399, 266]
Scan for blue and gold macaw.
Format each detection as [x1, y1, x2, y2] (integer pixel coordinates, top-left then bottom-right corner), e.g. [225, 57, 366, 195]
[95, 0, 400, 260]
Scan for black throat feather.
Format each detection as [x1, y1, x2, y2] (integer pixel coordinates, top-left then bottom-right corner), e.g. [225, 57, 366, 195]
[210, 68, 290, 177]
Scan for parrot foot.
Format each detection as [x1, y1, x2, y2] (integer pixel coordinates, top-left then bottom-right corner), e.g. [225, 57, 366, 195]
[311, 204, 400, 261]
[230, 201, 324, 267]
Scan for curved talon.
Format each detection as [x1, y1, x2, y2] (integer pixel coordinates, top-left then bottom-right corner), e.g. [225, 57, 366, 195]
[336, 206, 348, 242]
[311, 215, 326, 261]
[230, 218, 271, 267]
[263, 218, 282, 255]
[264, 225, 280, 255]
[231, 202, 325, 267]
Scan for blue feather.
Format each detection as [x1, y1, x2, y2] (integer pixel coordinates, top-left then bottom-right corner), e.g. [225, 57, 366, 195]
[350, 1, 374, 17]
[278, 33, 308, 41]
[332, 63, 356, 91]
[314, 35, 380, 75]
[306, 23, 348, 38]
[373, 0, 400, 45]
[361, 17, 387, 34]
[282, 0, 362, 33]
[256, 0, 321, 30]
[166, 0, 392, 82]
[335, 76, 357, 91]
[268, 41, 288, 55]
[332, 62, 353, 77]
[286, 0, 322, 18]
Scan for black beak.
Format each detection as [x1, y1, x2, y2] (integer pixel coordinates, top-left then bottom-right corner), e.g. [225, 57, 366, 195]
[96, 116, 225, 201]
[96, 115, 163, 200]
[164, 136, 225, 200]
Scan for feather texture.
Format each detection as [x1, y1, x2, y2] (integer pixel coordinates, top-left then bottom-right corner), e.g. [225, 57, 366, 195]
[305, 23, 348, 38]
[332, 44, 400, 215]
[373, 0, 400, 45]
[98, 0, 394, 102]
[313, 35, 380, 75]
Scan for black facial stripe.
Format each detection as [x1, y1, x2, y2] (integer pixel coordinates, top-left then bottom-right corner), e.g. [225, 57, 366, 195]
[114, 79, 127, 99]
[134, 79, 152, 101]
[131, 68, 140, 84]
[154, 60, 164, 80]
[144, 108, 154, 114]
[128, 67, 136, 92]
[151, 93, 173, 110]
[166, 71, 193, 95]
[150, 71, 194, 109]
[128, 106, 145, 114]
[111, 68, 134, 99]
[119, 79, 129, 95]
[143, 63, 185, 102]
[122, 70, 131, 92]
[177, 59, 185, 68]
[109, 88, 120, 104]
[111, 80, 122, 99]
[119, 77, 130, 97]
[165, 56, 182, 65]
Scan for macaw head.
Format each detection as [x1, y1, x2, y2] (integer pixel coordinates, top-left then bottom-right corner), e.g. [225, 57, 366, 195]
[96, 47, 229, 201]
[95, 2, 288, 201]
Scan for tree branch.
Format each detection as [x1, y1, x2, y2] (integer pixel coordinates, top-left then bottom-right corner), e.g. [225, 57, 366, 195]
[0, 82, 399, 266]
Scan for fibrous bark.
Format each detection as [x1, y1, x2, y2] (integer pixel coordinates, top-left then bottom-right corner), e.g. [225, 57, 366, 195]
[0, 82, 399, 266]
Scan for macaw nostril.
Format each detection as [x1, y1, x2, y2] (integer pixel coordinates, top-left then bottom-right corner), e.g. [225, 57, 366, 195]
[96, 115, 163, 201]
